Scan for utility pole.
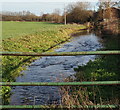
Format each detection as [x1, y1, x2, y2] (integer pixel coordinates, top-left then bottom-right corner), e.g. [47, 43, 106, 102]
[94, 6, 96, 12]
[64, 4, 67, 25]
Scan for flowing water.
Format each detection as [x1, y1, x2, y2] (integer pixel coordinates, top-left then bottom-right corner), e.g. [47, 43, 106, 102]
[10, 32, 102, 106]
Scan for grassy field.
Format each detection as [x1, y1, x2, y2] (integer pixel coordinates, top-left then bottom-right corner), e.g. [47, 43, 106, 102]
[2, 21, 85, 39]
[2, 21, 62, 39]
[2, 21, 86, 104]
[2, 22, 54, 39]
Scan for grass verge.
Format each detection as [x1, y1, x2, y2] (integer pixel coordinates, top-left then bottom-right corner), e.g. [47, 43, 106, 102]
[60, 32, 120, 109]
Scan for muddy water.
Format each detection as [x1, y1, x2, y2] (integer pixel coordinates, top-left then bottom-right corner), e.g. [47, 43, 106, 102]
[10, 33, 102, 105]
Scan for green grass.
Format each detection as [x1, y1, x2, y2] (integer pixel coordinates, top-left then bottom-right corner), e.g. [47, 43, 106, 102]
[2, 21, 86, 39]
[2, 21, 59, 39]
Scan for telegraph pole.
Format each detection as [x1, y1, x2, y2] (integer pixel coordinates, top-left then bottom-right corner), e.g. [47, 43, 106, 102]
[64, 4, 67, 25]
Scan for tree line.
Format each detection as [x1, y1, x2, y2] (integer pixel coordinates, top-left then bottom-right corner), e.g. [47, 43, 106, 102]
[1, 1, 120, 24]
[1, 2, 93, 23]
[1, 11, 41, 21]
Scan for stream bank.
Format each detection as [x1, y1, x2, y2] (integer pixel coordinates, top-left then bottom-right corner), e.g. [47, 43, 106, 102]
[62, 31, 120, 106]
[10, 32, 103, 106]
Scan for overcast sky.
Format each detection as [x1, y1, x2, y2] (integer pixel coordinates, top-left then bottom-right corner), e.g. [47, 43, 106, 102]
[1, 0, 99, 15]
[1, 0, 99, 2]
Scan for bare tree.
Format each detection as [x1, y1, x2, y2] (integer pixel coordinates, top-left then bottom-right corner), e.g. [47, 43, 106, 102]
[66, 2, 92, 23]
[52, 9, 62, 23]
[98, 0, 120, 9]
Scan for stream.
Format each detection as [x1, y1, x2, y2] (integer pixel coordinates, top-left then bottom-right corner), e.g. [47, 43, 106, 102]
[10, 32, 102, 106]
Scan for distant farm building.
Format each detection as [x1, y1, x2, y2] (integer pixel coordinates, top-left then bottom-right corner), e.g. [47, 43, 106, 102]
[93, 7, 120, 22]
[103, 7, 120, 21]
